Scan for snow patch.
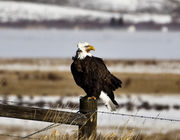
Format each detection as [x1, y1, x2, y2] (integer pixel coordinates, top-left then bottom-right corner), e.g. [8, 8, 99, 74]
[123, 13, 171, 24]
[69, 0, 177, 13]
[0, 61, 180, 74]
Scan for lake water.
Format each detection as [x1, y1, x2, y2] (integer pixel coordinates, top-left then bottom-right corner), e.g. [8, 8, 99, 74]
[0, 28, 180, 59]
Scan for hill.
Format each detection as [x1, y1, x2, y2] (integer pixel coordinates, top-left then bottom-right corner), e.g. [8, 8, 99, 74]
[0, 0, 180, 29]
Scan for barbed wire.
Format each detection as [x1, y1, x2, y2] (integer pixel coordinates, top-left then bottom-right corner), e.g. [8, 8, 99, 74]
[1, 99, 180, 140]
[20, 110, 180, 139]
[21, 123, 61, 140]
[97, 111, 180, 122]
[0, 133, 38, 140]
[1, 99, 180, 123]
[0, 124, 63, 140]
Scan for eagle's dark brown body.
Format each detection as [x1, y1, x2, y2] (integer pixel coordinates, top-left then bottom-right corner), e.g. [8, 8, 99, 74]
[71, 56, 122, 105]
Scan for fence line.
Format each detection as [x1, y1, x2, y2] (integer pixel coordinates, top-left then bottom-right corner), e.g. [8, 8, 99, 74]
[1, 111, 180, 140]
[0, 99, 180, 123]
[1, 98, 180, 140]
[0, 98, 97, 139]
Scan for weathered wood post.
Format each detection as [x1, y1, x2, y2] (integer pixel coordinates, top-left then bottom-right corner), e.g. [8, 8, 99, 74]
[78, 97, 97, 139]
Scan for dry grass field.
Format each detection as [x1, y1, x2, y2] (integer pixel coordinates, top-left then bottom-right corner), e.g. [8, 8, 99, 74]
[0, 70, 180, 96]
[0, 126, 179, 140]
[37, 131, 180, 140]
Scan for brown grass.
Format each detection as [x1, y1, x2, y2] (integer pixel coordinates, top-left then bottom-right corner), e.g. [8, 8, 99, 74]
[0, 71, 180, 96]
[1, 127, 179, 140]
[34, 130, 180, 140]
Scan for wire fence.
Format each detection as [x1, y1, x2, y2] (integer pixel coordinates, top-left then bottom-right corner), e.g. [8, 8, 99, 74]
[98, 111, 180, 122]
[0, 110, 93, 140]
[0, 99, 180, 122]
[0, 98, 180, 139]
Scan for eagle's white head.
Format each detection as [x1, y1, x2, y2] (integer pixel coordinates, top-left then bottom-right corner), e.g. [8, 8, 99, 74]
[74, 42, 95, 60]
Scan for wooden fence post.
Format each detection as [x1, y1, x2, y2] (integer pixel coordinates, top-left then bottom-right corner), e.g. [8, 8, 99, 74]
[78, 97, 97, 139]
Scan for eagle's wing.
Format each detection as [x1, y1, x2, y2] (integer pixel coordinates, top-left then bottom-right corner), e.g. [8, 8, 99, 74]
[87, 57, 122, 101]
[91, 57, 122, 90]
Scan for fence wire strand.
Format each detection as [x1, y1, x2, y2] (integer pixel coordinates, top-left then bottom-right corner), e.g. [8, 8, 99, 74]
[0, 133, 38, 140]
[21, 123, 56, 140]
[97, 111, 180, 122]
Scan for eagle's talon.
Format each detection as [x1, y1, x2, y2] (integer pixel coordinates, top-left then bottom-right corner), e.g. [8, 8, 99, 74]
[92, 96, 96, 100]
[88, 96, 96, 100]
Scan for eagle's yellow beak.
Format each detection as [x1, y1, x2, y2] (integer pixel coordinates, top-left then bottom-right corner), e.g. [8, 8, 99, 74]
[86, 45, 95, 52]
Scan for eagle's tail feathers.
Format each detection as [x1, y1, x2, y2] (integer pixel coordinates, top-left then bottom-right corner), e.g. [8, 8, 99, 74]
[107, 100, 117, 111]
[100, 91, 118, 111]
[112, 99, 119, 106]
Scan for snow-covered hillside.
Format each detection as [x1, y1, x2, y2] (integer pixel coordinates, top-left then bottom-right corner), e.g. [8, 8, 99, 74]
[0, 1, 120, 23]
[68, 0, 180, 13]
[0, 1, 173, 25]
[0, 0, 179, 29]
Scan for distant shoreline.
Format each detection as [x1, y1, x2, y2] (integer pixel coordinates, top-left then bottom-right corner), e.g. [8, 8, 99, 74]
[0, 22, 180, 31]
[1, 57, 180, 64]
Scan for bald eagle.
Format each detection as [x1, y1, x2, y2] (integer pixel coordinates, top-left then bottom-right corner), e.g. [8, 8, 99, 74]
[71, 42, 122, 111]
